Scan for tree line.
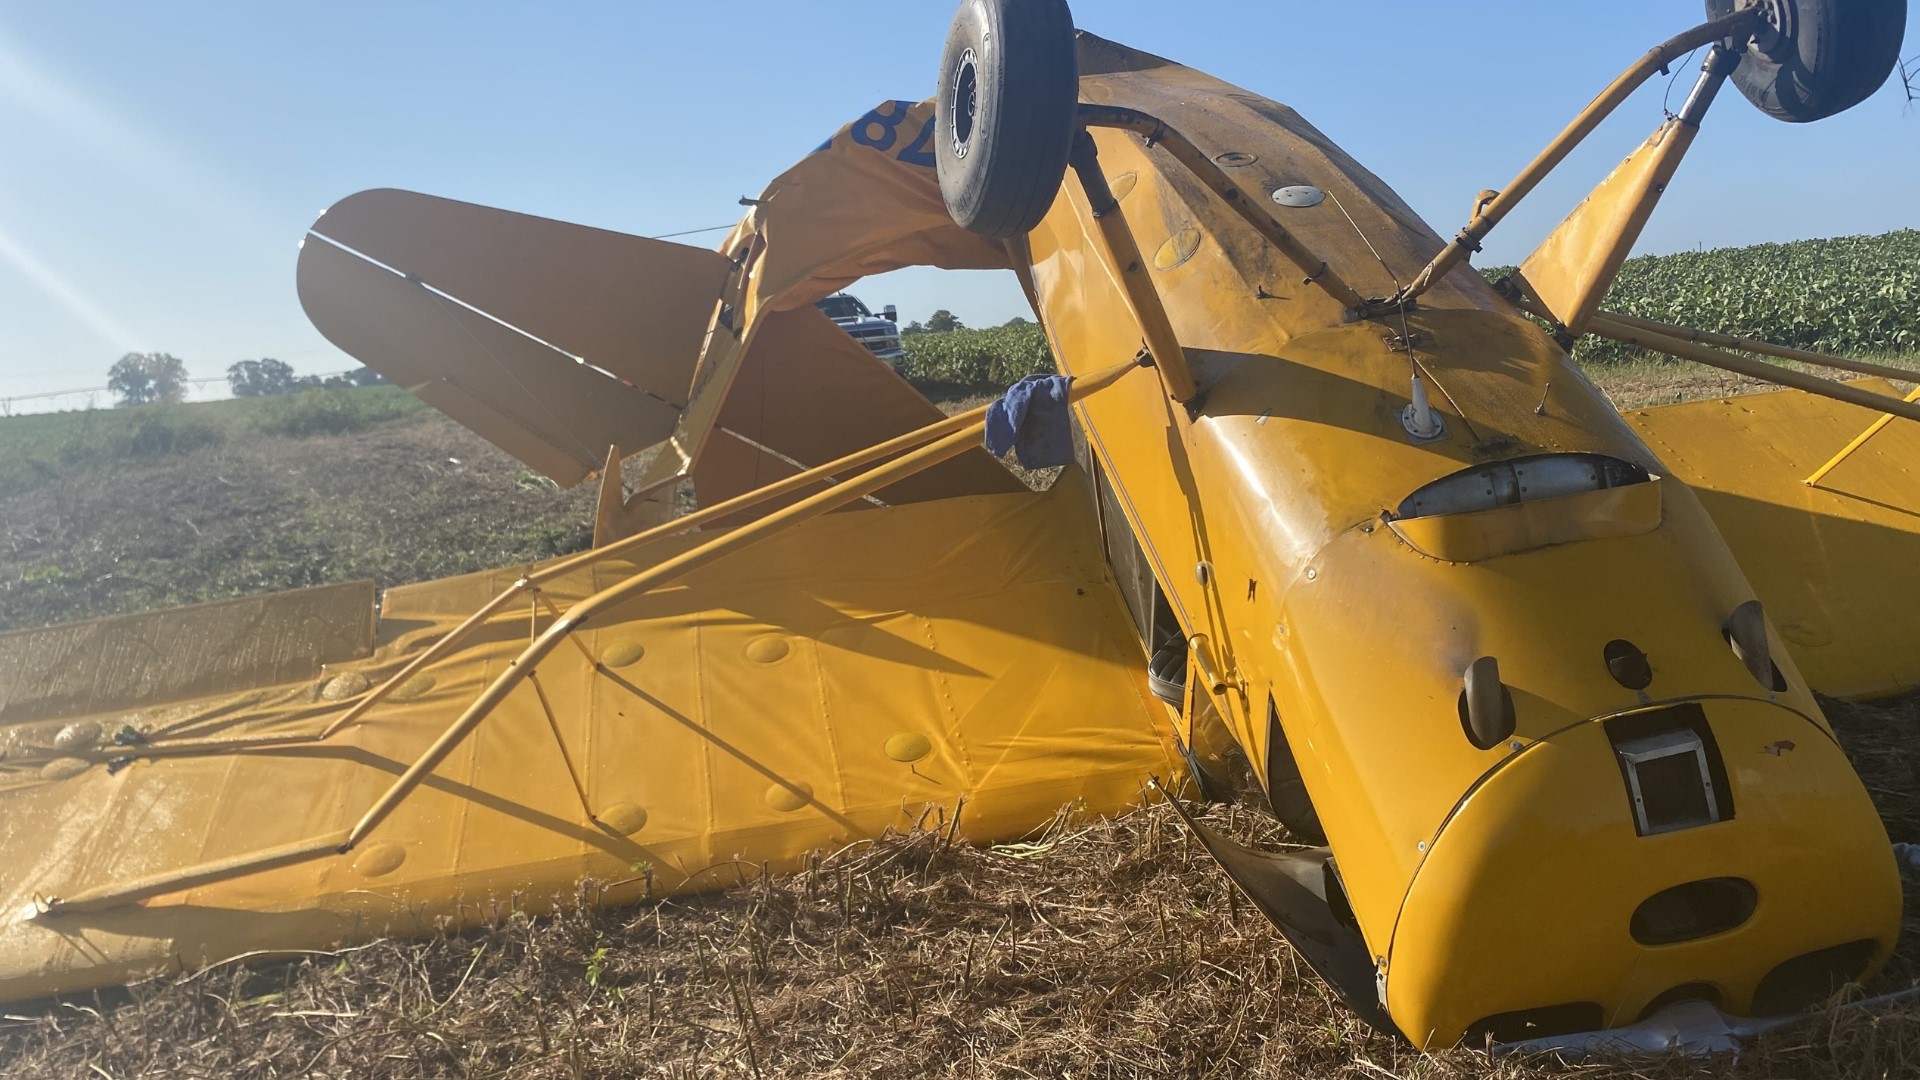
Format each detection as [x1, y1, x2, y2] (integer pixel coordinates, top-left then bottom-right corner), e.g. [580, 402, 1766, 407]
[900, 311, 1032, 337]
[101, 311, 1028, 407]
[103, 353, 384, 407]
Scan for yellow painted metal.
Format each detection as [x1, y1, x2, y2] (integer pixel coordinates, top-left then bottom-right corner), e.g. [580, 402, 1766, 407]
[1806, 384, 1920, 488]
[1021, 34, 1899, 1045]
[1078, 105, 1368, 312]
[1187, 634, 1228, 696]
[46, 834, 356, 915]
[1388, 698, 1902, 1043]
[1624, 381, 1920, 700]
[0, 473, 1181, 1002]
[1388, 480, 1664, 564]
[13, 19, 1911, 1049]
[1402, 8, 1759, 301]
[1516, 119, 1699, 337]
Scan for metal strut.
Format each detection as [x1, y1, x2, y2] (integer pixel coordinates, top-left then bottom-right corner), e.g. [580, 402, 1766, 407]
[1497, 287, 1920, 424]
[1395, 7, 1764, 305]
[33, 391, 1026, 769]
[34, 357, 1149, 917]
[1805, 385, 1920, 489]
[1067, 130, 1198, 404]
[1576, 313, 1920, 427]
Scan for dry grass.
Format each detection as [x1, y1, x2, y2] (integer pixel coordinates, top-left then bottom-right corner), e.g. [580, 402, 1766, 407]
[1582, 354, 1920, 411]
[4, 737, 1917, 1080]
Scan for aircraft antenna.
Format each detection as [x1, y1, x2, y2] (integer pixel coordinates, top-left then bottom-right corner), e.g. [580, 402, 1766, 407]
[1326, 192, 1443, 440]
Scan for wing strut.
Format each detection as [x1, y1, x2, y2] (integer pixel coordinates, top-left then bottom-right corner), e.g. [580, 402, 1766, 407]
[1397, 7, 1763, 303]
[31, 357, 1150, 917]
[1579, 316, 1920, 426]
[1496, 287, 1920, 427]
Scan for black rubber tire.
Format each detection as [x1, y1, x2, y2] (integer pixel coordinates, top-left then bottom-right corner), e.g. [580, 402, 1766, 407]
[935, 0, 1080, 237]
[1706, 0, 1907, 123]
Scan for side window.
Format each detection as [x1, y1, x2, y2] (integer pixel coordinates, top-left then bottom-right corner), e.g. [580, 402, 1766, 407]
[1074, 418, 1182, 658]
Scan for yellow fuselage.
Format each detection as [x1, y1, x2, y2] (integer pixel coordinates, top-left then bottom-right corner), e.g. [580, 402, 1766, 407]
[1024, 38, 1900, 1045]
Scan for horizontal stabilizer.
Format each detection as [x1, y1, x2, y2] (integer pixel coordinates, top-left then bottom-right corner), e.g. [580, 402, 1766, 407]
[297, 235, 681, 486]
[309, 189, 730, 405]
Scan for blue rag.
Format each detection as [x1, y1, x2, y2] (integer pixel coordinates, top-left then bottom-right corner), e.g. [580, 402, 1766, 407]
[985, 375, 1075, 469]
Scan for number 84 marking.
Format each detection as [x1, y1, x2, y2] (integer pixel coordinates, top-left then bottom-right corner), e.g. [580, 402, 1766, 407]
[834, 100, 938, 167]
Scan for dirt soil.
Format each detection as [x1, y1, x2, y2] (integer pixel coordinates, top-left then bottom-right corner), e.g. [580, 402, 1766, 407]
[0, 409, 597, 635]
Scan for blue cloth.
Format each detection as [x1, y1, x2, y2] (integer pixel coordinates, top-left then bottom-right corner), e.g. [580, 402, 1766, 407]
[985, 375, 1075, 469]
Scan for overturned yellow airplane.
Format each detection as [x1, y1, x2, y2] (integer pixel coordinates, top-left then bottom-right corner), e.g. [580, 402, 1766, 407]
[3, 0, 1916, 1051]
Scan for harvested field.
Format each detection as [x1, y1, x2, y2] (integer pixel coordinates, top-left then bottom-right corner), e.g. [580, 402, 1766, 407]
[0, 391, 598, 635]
[2, 369, 1918, 1077]
[1, 761, 1916, 1079]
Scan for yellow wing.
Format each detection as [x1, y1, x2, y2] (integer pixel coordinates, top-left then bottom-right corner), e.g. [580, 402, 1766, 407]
[1622, 379, 1920, 700]
[0, 473, 1178, 1004]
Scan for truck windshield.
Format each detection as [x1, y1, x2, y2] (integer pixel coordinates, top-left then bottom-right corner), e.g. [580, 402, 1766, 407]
[815, 295, 870, 321]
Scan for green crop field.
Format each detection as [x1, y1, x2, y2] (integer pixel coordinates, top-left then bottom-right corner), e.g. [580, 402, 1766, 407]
[1562, 229, 1920, 364]
[901, 323, 1056, 391]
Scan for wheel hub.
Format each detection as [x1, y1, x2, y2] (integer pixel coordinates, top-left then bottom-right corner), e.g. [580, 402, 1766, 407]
[949, 49, 979, 159]
[1742, 0, 1796, 60]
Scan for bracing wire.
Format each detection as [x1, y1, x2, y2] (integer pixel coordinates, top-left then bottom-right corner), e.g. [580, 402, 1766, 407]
[1662, 46, 1706, 119]
[647, 224, 737, 241]
[1324, 191, 1421, 372]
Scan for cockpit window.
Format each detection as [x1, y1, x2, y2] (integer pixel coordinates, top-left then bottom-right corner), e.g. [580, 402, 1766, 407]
[815, 295, 870, 320]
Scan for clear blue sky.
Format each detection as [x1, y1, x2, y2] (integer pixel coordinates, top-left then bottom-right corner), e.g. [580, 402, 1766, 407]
[1, 1, 1915, 403]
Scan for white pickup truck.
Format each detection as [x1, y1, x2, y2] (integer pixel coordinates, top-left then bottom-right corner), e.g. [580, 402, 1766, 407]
[815, 293, 906, 372]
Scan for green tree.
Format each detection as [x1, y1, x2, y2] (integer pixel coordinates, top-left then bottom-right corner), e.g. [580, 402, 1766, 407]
[226, 358, 299, 397]
[901, 320, 928, 336]
[924, 310, 965, 333]
[107, 352, 190, 407]
[290, 373, 356, 391]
